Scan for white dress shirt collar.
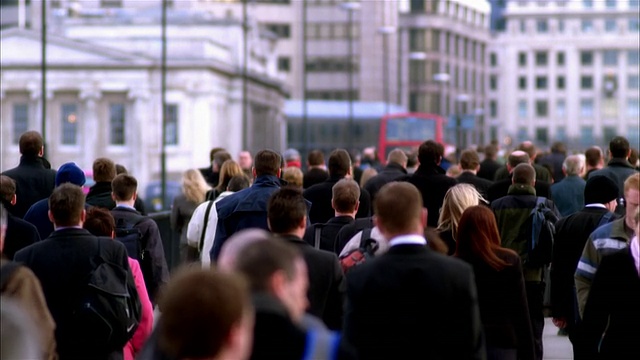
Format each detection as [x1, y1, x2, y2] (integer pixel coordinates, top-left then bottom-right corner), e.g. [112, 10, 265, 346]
[585, 203, 607, 209]
[389, 234, 427, 247]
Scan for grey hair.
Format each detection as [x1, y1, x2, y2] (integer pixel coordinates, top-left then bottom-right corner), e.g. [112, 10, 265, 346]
[562, 155, 585, 176]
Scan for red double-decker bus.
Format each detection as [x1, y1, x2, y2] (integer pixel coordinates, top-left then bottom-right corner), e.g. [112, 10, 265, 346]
[377, 112, 445, 162]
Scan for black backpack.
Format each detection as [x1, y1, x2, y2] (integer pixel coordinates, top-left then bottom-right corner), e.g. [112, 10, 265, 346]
[114, 214, 147, 262]
[526, 197, 558, 267]
[71, 238, 141, 353]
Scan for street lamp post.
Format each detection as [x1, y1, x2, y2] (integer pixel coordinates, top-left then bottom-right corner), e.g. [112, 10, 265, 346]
[378, 26, 396, 116]
[455, 94, 470, 162]
[340, 2, 361, 150]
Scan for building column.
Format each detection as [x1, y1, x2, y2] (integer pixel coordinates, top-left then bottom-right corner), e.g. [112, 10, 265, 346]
[80, 88, 101, 170]
[128, 88, 151, 191]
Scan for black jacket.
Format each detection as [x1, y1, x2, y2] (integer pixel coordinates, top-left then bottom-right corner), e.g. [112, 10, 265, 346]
[86, 182, 147, 215]
[400, 163, 458, 227]
[2, 156, 56, 218]
[303, 168, 329, 189]
[303, 215, 355, 254]
[457, 171, 493, 199]
[344, 243, 485, 360]
[278, 234, 345, 331]
[14, 228, 132, 360]
[488, 176, 552, 203]
[3, 212, 40, 260]
[477, 159, 501, 182]
[363, 162, 407, 202]
[303, 176, 371, 224]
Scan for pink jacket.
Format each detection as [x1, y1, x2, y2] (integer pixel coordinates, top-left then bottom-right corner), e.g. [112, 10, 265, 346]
[124, 258, 154, 360]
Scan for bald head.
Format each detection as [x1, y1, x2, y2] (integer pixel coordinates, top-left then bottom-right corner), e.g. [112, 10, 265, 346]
[517, 141, 537, 160]
[507, 150, 531, 171]
[512, 163, 536, 186]
[217, 229, 272, 271]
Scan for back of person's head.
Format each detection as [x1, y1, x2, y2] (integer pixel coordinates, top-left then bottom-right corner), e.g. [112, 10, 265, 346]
[213, 151, 233, 171]
[609, 136, 631, 159]
[93, 157, 117, 182]
[49, 183, 85, 227]
[484, 144, 498, 160]
[84, 207, 115, 237]
[517, 141, 537, 160]
[459, 149, 481, 171]
[55, 162, 86, 187]
[437, 184, 485, 238]
[254, 149, 281, 177]
[508, 150, 530, 169]
[218, 229, 272, 271]
[158, 268, 253, 360]
[267, 186, 307, 234]
[0, 175, 16, 206]
[111, 174, 138, 201]
[624, 172, 640, 195]
[283, 167, 303, 188]
[284, 148, 301, 162]
[218, 160, 245, 192]
[585, 146, 603, 167]
[551, 142, 567, 155]
[227, 175, 251, 193]
[328, 149, 352, 178]
[18, 131, 43, 157]
[332, 179, 360, 213]
[307, 150, 325, 167]
[629, 148, 639, 167]
[456, 205, 513, 271]
[115, 164, 128, 175]
[209, 147, 227, 163]
[360, 168, 378, 188]
[418, 140, 444, 166]
[374, 182, 424, 236]
[387, 148, 408, 167]
[446, 165, 461, 178]
[584, 175, 619, 205]
[512, 163, 536, 185]
[406, 151, 418, 168]
[182, 169, 211, 204]
[562, 155, 585, 177]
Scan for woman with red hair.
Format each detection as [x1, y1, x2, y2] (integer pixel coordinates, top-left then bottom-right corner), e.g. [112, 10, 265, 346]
[456, 206, 534, 360]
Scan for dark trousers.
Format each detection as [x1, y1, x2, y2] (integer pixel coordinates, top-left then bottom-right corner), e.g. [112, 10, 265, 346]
[180, 244, 199, 265]
[525, 281, 545, 360]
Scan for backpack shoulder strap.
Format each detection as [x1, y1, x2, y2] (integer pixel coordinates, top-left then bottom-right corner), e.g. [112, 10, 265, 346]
[597, 212, 615, 228]
[314, 224, 323, 250]
[359, 227, 372, 248]
[199, 201, 215, 253]
[1, 261, 23, 291]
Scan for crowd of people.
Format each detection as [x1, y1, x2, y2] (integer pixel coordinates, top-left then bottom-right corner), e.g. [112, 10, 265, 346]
[1, 129, 639, 360]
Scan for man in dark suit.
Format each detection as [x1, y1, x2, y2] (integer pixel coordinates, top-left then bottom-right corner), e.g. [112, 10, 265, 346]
[478, 143, 501, 181]
[268, 186, 345, 330]
[364, 148, 408, 202]
[457, 149, 493, 199]
[303, 150, 329, 189]
[1, 131, 56, 218]
[303, 149, 371, 224]
[343, 182, 484, 359]
[14, 183, 138, 360]
[0, 176, 40, 260]
[488, 151, 552, 203]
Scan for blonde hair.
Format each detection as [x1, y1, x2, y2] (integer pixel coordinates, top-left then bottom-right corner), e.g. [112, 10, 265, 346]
[360, 168, 378, 188]
[437, 183, 486, 241]
[283, 167, 303, 188]
[624, 173, 640, 194]
[182, 169, 211, 204]
[216, 160, 245, 193]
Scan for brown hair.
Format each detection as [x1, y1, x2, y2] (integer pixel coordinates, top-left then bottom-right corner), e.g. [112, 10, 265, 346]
[48, 184, 85, 227]
[585, 146, 603, 167]
[418, 140, 444, 166]
[307, 150, 325, 167]
[93, 158, 117, 182]
[111, 174, 138, 201]
[283, 167, 303, 188]
[267, 186, 307, 234]
[387, 148, 408, 166]
[456, 206, 516, 271]
[213, 151, 233, 171]
[359, 168, 378, 188]
[624, 173, 640, 194]
[254, 150, 281, 177]
[332, 179, 360, 213]
[158, 268, 251, 360]
[374, 182, 423, 235]
[512, 163, 535, 185]
[459, 150, 480, 171]
[0, 175, 16, 202]
[328, 149, 352, 178]
[18, 131, 43, 157]
[424, 227, 449, 255]
[216, 160, 244, 193]
[84, 207, 115, 237]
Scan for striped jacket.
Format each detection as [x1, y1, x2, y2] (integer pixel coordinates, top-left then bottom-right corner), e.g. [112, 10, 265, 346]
[574, 218, 631, 318]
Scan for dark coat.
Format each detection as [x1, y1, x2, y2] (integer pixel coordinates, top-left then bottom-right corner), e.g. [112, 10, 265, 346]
[14, 229, 132, 360]
[363, 162, 407, 202]
[459, 251, 535, 359]
[170, 193, 200, 245]
[587, 158, 638, 200]
[24, 198, 90, 240]
[477, 158, 501, 182]
[2, 156, 56, 218]
[550, 207, 617, 330]
[400, 163, 458, 227]
[279, 234, 345, 331]
[111, 206, 169, 303]
[198, 166, 219, 188]
[457, 171, 493, 199]
[303, 215, 355, 254]
[86, 182, 147, 214]
[211, 175, 283, 261]
[3, 212, 40, 260]
[576, 248, 640, 359]
[488, 176, 552, 203]
[303, 168, 329, 189]
[335, 217, 375, 250]
[344, 243, 485, 360]
[539, 152, 566, 183]
[303, 175, 371, 224]
[550, 175, 586, 217]
[437, 228, 457, 256]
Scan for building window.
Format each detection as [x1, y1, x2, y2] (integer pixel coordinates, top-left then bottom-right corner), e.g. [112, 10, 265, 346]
[490, 52, 497, 67]
[629, 50, 640, 65]
[557, 51, 565, 66]
[100, 0, 123, 8]
[409, 29, 426, 51]
[518, 52, 527, 67]
[517, 127, 528, 142]
[556, 126, 567, 141]
[518, 76, 527, 90]
[557, 76, 566, 89]
[537, 20, 548, 33]
[490, 100, 498, 117]
[583, 0, 594, 9]
[603, 50, 618, 66]
[627, 98, 640, 117]
[277, 57, 290, 72]
[306, 57, 358, 72]
[535, 51, 548, 66]
[581, 76, 594, 89]
[520, 19, 526, 33]
[410, 0, 426, 12]
[165, 104, 179, 145]
[581, 51, 594, 66]
[629, 75, 640, 89]
[518, 100, 528, 118]
[490, 75, 498, 90]
[582, 20, 594, 33]
[109, 103, 125, 145]
[581, 126, 594, 147]
[263, 23, 290, 38]
[536, 127, 549, 145]
[557, 99, 566, 118]
[605, 0, 617, 8]
[580, 99, 594, 117]
[535, 100, 549, 117]
[558, 19, 565, 32]
[12, 103, 28, 144]
[409, 60, 426, 84]
[61, 104, 78, 145]
[536, 76, 548, 89]
[605, 19, 617, 32]
[629, 18, 640, 32]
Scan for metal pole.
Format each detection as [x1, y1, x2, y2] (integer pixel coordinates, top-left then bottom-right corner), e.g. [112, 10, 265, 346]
[242, 0, 249, 150]
[302, 0, 308, 162]
[383, 33, 389, 115]
[41, 0, 47, 151]
[348, 9, 354, 150]
[161, 0, 167, 210]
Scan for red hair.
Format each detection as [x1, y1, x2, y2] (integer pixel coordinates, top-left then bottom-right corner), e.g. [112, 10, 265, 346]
[455, 206, 515, 271]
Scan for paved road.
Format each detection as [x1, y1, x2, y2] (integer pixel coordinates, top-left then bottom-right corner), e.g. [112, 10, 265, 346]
[543, 317, 573, 360]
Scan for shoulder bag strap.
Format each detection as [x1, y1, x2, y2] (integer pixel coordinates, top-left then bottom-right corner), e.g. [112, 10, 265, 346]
[359, 227, 372, 248]
[199, 201, 215, 253]
[597, 212, 614, 228]
[314, 224, 323, 250]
